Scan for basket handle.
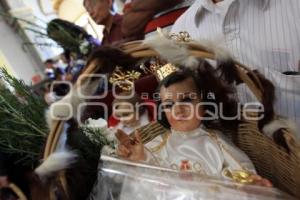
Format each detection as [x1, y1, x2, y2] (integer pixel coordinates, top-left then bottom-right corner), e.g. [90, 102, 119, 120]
[42, 60, 103, 200]
[282, 129, 300, 158]
[8, 183, 27, 200]
[122, 42, 265, 103]
[44, 60, 102, 159]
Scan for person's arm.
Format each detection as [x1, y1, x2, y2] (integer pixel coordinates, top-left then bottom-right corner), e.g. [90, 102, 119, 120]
[122, 0, 182, 39]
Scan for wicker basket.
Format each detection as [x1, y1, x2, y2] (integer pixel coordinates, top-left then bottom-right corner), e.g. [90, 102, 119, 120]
[5, 183, 27, 200]
[44, 40, 300, 199]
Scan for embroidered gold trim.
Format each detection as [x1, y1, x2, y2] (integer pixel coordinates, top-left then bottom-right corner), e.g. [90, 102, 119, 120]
[149, 133, 170, 153]
[207, 129, 254, 184]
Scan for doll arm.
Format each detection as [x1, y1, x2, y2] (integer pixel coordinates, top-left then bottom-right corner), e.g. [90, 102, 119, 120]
[213, 132, 256, 174]
[116, 130, 146, 161]
[213, 133, 272, 186]
[116, 129, 166, 167]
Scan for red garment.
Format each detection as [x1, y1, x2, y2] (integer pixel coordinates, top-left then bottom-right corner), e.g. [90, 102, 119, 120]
[122, 0, 192, 39]
[80, 75, 158, 122]
[144, 7, 188, 34]
[108, 98, 156, 127]
[121, 0, 182, 39]
[102, 14, 124, 45]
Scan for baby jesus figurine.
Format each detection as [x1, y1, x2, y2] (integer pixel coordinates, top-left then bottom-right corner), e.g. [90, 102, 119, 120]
[116, 69, 272, 187]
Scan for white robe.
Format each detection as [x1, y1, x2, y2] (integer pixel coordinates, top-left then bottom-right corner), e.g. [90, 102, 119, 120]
[145, 126, 256, 178]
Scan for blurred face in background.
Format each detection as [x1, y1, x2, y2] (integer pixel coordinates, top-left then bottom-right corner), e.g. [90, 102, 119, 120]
[45, 61, 54, 69]
[84, 0, 112, 25]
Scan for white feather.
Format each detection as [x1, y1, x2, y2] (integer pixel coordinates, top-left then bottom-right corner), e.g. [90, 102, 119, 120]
[192, 38, 233, 61]
[263, 118, 300, 159]
[144, 31, 199, 68]
[35, 150, 77, 178]
[145, 30, 233, 69]
[262, 118, 298, 138]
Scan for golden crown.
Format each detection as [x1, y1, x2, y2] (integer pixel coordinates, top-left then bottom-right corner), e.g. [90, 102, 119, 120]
[109, 66, 141, 91]
[109, 31, 191, 89]
[140, 60, 178, 81]
[168, 31, 191, 42]
[110, 62, 178, 92]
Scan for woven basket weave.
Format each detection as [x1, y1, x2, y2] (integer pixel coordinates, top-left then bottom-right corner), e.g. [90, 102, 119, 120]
[6, 183, 27, 200]
[44, 40, 300, 199]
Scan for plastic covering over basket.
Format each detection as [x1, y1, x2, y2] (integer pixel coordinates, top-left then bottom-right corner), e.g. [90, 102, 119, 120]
[87, 155, 296, 200]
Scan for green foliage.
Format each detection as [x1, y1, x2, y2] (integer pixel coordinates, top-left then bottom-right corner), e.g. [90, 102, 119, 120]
[47, 19, 86, 54]
[69, 127, 101, 164]
[0, 13, 92, 56]
[0, 67, 48, 167]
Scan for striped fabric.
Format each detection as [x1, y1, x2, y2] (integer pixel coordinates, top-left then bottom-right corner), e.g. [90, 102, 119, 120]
[171, 0, 300, 134]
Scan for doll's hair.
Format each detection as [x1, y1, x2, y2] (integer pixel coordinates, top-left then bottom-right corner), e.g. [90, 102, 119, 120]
[112, 91, 146, 115]
[156, 60, 239, 132]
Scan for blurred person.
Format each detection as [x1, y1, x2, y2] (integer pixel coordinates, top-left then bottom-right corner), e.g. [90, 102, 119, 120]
[171, 0, 300, 136]
[44, 59, 56, 80]
[43, 68, 71, 105]
[47, 19, 100, 57]
[43, 83, 56, 105]
[84, 0, 123, 45]
[62, 50, 86, 82]
[122, 0, 195, 40]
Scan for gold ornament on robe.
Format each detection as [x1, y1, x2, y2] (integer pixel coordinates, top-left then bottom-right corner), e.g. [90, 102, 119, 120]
[224, 169, 254, 184]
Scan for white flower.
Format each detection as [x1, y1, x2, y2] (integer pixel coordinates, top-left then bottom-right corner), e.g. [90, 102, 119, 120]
[106, 131, 117, 142]
[102, 145, 116, 155]
[86, 118, 107, 129]
[79, 39, 89, 55]
[82, 118, 118, 148]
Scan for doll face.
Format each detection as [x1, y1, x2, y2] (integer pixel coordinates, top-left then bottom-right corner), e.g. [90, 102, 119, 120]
[160, 77, 203, 132]
[113, 102, 140, 127]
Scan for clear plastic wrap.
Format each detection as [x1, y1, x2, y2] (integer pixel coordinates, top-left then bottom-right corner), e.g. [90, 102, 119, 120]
[87, 155, 296, 200]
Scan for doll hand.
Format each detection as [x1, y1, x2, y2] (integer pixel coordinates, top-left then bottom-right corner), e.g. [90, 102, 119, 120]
[0, 176, 9, 188]
[116, 129, 146, 161]
[250, 175, 273, 187]
[129, 131, 146, 161]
